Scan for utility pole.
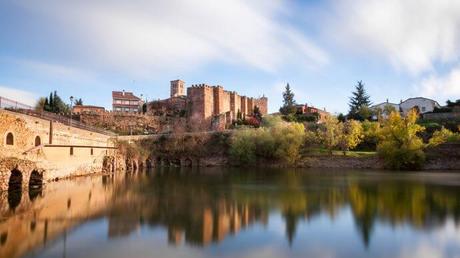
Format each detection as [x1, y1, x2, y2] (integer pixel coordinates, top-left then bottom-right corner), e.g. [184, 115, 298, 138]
[69, 96, 74, 126]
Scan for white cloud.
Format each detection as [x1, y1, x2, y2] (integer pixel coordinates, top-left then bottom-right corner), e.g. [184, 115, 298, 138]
[14, 59, 92, 81]
[14, 0, 329, 77]
[416, 65, 460, 99]
[0, 86, 38, 106]
[331, 0, 460, 75]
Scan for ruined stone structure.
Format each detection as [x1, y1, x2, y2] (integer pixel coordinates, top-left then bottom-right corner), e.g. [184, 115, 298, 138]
[0, 109, 116, 191]
[150, 80, 268, 131]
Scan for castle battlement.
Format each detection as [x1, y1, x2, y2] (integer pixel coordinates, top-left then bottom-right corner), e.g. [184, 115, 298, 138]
[166, 79, 268, 131]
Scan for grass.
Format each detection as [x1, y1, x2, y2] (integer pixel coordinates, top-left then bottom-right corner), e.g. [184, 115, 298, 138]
[303, 147, 377, 157]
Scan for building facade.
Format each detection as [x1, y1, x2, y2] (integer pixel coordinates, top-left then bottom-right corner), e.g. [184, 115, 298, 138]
[400, 97, 440, 114]
[149, 80, 268, 131]
[371, 97, 440, 117]
[296, 103, 330, 123]
[112, 91, 143, 113]
[73, 105, 106, 115]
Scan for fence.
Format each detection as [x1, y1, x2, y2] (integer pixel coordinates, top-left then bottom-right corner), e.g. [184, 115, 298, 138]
[0, 96, 33, 110]
[0, 96, 117, 136]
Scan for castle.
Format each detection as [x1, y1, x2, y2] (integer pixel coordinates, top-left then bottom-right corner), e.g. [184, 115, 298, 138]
[149, 80, 268, 131]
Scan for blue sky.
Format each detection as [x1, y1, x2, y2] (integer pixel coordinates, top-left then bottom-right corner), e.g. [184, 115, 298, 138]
[1, 0, 460, 114]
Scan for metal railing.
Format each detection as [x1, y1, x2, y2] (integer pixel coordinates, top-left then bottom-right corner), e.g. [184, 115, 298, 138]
[0, 96, 33, 110]
[0, 96, 117, 136]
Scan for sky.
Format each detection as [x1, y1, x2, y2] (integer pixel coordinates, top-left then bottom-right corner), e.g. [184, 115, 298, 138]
[1, 0, 460, 114]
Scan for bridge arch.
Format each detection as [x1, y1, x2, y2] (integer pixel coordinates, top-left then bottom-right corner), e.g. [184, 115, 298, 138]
[29, 170, 43, 201]
[8, 168, 23, 209]
[183, 158, 193, 167]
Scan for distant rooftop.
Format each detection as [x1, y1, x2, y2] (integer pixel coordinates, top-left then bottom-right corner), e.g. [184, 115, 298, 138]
[112, 91, 141, 101]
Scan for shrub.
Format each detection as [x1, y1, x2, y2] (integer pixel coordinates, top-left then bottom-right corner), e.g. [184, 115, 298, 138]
[338, 120, 364, 154]
[376, 110, 425, 170]
[229, 121, 305, 165]
[428, 127, 460, 146]
[229, 130, 257, 164]
[317, 116, 343, 154]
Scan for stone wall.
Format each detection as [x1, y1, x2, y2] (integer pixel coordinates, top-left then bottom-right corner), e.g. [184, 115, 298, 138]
[0, 109, 116, 190]
[79, 112, 162, 135]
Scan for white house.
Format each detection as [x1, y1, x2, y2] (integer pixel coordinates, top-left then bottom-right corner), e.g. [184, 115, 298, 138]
[371, 100, 400, 119]
[400, 97, 440, 115]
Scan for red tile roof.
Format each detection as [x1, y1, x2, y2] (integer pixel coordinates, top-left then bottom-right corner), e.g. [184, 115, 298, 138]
[112, 91, 141, 101]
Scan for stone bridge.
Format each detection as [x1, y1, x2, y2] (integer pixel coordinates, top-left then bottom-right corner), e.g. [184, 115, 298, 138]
[0, 108, 117, 192]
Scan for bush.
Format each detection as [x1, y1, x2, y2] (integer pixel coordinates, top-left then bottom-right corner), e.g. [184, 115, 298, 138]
[229, 121, 305, 165]
[376, 110, 426, 170]
[428, 127, 460, 146]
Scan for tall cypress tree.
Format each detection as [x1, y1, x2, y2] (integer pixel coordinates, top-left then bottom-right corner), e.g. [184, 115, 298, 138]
[280, 83, 296, 115]
[348, 81, 372, 120]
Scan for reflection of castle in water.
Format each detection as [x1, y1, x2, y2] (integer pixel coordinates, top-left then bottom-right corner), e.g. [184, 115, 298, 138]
[2, 169, 460, 258]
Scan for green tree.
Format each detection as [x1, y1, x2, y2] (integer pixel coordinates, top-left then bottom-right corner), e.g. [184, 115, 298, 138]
[280, 83, 297, 115]
[348, 81, 372, 120]
[377, 110, 425, 169]
[75, 98, 83, 105]
[253, 106, 262, 122]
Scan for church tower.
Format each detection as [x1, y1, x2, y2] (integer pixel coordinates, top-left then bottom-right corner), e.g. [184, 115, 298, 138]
[170, 80, 185, 98]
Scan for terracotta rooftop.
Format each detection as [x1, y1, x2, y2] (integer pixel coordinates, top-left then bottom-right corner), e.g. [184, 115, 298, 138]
[112, 91, 141, 101]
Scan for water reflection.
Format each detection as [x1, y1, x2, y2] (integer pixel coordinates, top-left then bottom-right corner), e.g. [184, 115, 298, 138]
[1, 168, 460, 258]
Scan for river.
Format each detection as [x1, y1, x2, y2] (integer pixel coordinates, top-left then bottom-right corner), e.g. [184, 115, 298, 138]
[1, 168, 460, 258]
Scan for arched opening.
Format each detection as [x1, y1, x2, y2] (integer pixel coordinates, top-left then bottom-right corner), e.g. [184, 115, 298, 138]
[0, 232, 7, 246]
[125, 159, 133, 172]
[6, 132, 14, 145]
[146, 158, 153, 169]
[34, 136, 41, 147]
[162, 158, 170, 167]
[184, 158, 193, 167]
[90, 148, 94, 155]
[29, 170, 43, 201]
[171, 159, 181, 167]
[8, 169, 23, 210]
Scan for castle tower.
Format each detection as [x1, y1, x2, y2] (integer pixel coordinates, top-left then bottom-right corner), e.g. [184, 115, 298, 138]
[171, 79, 185, 98]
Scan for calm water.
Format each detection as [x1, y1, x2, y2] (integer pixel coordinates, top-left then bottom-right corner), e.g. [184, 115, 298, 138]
[1, 168, 460, 258]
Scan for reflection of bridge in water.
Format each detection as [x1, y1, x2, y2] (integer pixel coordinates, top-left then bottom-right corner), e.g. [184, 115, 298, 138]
[2, 169, 460, 258]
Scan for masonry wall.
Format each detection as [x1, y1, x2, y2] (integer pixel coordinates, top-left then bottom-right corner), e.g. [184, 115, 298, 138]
[0, 109, 115, 185]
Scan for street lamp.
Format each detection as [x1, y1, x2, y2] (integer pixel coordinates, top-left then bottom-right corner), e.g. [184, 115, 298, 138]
[69, 96, 74, 126]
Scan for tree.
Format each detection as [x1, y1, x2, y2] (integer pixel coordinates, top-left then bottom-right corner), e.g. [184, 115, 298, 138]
[318, 116, 343, 154]
[253, 106, 263, 122]
[337, 113, 346, 122]
[377, 110, 425, 170]
[75, 98, 83, 105]
[348, 81, 372, 120]
[280, 83, 297, 115]
[338, 120, 364, 155]
[42, 91, 70, 114]
[35, 97, 47, 111]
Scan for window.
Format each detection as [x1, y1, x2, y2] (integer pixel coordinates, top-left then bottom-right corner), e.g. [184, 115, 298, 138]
[70, 147, 74, 156]
[114, 99, 122, 104]
[123, 100, 130, 105]
[422, 107, 426, 112]
[130, 101, 138, 105]
[90, 148, 94, 155]
[34, 136, 41, 147]
[115, 107, 122, 111]
[6, 133, 13, 145]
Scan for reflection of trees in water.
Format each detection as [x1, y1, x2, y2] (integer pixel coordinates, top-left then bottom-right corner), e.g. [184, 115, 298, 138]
[105, 169, 460, 248]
